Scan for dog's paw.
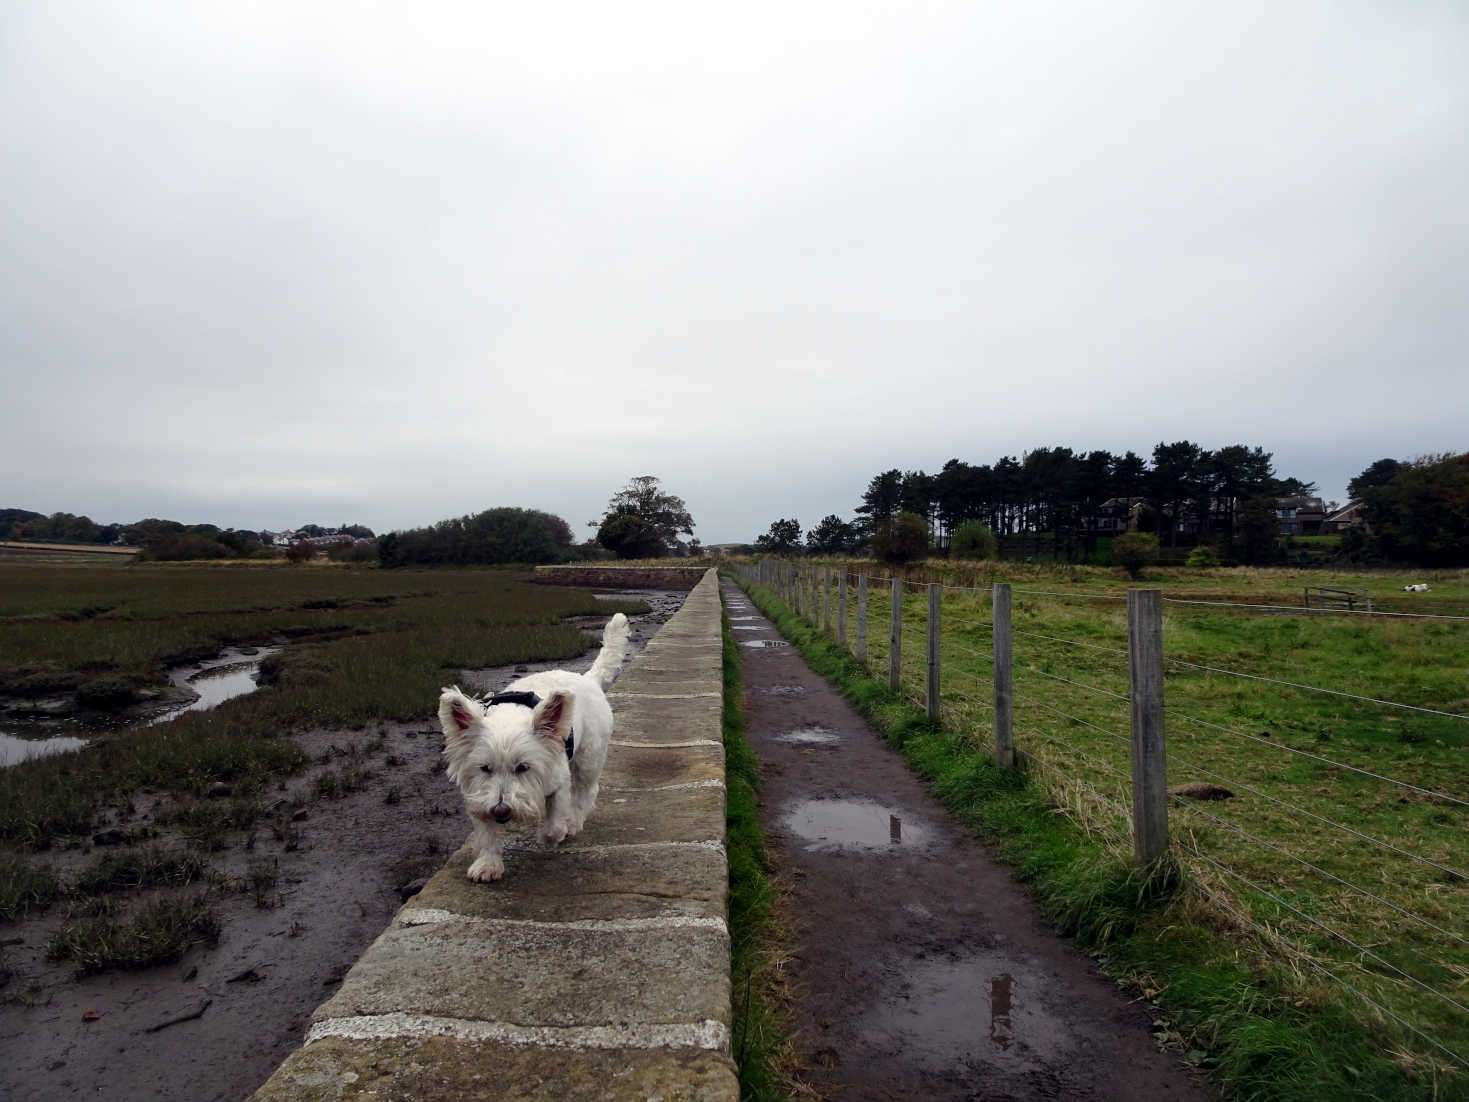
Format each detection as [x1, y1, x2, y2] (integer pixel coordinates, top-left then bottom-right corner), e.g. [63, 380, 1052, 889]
[540, 821, 569, 846]
[466, 855, 505, 882]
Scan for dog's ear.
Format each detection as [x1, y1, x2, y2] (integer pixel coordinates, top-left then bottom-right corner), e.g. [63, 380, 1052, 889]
[438, 687, 483, 751]
[531, 690, 574, 746]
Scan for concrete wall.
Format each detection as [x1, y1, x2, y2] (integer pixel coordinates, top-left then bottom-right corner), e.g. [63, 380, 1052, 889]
[250, 569, 736, 1101]
[532, 565, 709, 590]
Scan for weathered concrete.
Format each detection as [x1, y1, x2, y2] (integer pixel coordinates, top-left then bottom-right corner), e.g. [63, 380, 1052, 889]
[251, 569, 737, 1101]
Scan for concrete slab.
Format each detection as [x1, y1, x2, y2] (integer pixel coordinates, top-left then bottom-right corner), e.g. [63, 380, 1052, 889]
[251, 1034, 738, 1102]
[311, 919, 730, 1028]
[610, 696, 722, 743]
[612, 666, 723, 693]
[411, 843, 727, 923]
[600, 743, 725, 789]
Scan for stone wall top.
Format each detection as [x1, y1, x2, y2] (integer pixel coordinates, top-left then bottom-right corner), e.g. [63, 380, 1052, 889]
[249, 568, 737, 1101]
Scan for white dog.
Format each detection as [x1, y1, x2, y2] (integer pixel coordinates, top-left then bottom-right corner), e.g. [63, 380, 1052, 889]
[438, 613, 629, 882]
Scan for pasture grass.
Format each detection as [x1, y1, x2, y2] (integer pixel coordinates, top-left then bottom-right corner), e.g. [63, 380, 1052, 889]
[734, 563, 1469, 1100]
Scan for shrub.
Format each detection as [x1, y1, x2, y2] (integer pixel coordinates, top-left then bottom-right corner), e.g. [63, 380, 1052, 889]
[1112, 532, 1159, 579]
[951, 520, 998, 560]
[1185, 545, 1219, 568]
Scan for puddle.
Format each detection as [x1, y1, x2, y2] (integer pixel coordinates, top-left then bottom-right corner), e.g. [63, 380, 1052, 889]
[858, 954, 1070, 1071]
[151, 647, 282, 724]
[742, 639, 791, 648]
[764, 685, 805, 696]
[730, 615, 759, 621]
[0, 731, 88, 767]
[776, 726, 842, 746]
[732, 625, 761, 631]
[783, 798, 931, 851]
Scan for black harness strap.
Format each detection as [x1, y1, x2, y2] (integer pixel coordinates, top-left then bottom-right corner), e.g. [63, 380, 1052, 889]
[481, 690, 575, 760]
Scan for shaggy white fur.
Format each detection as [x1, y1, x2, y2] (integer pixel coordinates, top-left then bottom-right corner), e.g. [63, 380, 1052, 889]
[438, 612, 629, 882]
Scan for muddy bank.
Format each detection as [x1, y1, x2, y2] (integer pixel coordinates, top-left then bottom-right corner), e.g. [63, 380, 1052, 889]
[0, 592, 681, 1102]
[723, 578, 1209, 1101]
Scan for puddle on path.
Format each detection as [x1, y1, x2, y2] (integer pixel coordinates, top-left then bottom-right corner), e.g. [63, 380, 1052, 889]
[783, 798, 931, 851]
[742, 639, 791, 648]
[729, 615, 759, 621]
[764, 685, 805, 696]
[732, 625, 761, 631]
[776, 726, 842, 746]
[858, 954, 1069, 1072]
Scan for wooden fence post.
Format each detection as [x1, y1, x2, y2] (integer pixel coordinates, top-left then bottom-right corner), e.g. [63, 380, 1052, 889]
[992, 583, 1014, 768]
[926, 584, 941, 722]
[838, 572, 848, 647]
[822, 566, 831, 633]
[857, 574, 868, 664]
[1127, 589, 1169, 868]
[889, 578, 903, 692]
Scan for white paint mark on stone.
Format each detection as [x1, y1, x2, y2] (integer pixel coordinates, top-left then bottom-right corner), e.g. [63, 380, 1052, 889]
[306, 1013, 731, 1053]
[600, 779, 725, 792]
[610, 691, 722, 699]
[395, 908, 728, 935]
[611, 739, 723, 749]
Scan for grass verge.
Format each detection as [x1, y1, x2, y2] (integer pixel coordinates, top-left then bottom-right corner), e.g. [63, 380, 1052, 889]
[722, 601, 796, 1100]
[729, 570, 1464, 1102]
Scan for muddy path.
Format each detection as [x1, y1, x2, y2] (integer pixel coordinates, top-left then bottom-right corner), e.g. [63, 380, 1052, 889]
[0, 590, 684, 1102]
[723, 578, 1210, 1101]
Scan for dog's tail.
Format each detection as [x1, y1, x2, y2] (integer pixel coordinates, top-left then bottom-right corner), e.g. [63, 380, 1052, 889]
[587, 612, 631, 690]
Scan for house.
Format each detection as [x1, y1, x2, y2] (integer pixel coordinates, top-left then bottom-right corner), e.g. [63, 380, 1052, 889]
[1086, 497, 1145, 534]
[1322, 501, 1364, 534]
[1277, 496, 1326, 537]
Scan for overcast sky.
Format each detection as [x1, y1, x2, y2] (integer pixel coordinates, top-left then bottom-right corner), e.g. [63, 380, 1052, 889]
[3, 3, 1466, 543]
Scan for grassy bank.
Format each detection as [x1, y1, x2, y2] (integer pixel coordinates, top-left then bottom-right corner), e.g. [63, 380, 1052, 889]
[730, 568, 1465, 1101]
[722, 603, 795, 1100]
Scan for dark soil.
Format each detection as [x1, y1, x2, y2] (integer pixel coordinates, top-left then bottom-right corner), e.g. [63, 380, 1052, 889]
[0, 590, 683, 1102]
[723, 578, 1212, 1101]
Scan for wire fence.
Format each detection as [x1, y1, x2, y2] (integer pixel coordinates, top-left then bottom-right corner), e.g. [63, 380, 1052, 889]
[734, 558, 1469, 1075]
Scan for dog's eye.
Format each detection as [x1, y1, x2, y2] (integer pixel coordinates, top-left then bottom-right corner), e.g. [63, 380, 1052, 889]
[479, 764, 493, 775]
[514, 762, 529, 774]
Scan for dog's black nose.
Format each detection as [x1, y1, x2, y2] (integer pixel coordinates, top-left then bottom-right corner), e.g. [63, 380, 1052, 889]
[491, 804, 512, 824]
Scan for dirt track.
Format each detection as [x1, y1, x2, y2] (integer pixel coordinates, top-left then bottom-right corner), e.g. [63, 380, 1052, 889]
[723, 578, 1211, 1101]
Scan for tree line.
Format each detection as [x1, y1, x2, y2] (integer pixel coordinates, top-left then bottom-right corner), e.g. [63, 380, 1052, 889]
[755, 444, 1469, 567]
[0, 509, 375, 561]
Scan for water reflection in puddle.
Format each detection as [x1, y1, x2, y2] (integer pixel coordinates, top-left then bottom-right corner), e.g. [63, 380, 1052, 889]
[741, 639, 790, 648]
[859, 956, 1066, 1071]
[730, 615, 759, 621]
[0, 732, 87, 767]
[764, 685, 805, 696]
[732, 625, 761, 631]
[154, 647, 281, 722]
[775, 726, 841, 746]
[783, 798, 930, 851]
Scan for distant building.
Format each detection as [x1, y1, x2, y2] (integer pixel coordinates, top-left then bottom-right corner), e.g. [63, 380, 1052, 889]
[1277, 496, 1326, 537]
[1322, 501, 1365, 534]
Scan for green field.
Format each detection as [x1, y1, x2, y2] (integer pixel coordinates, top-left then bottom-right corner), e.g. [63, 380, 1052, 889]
[741, 558, 1469, 1098]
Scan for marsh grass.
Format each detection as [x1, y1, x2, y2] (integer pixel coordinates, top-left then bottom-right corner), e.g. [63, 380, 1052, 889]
[736, 566, 1468, 1099]
[0, 851, 60, 921]
[47, 891, 221, 975]
[0, 563, 645, 846]
[71, 845, 211, 895]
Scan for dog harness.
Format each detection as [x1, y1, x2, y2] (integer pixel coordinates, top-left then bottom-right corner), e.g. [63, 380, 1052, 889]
[481, 690, 574, 760]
